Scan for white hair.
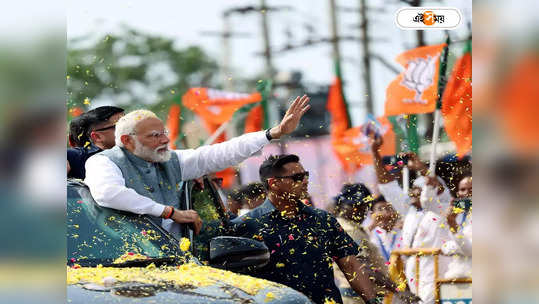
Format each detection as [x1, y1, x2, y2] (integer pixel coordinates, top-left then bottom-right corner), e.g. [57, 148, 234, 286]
[115, 109, 159, 148]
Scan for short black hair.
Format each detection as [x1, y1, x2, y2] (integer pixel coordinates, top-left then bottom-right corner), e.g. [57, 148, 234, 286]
[369, 195, 388, 211]
[72, 106, 124, 147]
[259, 154, 300, 189]
[85, 106, 124, 131]
[334, 183, 372, 208]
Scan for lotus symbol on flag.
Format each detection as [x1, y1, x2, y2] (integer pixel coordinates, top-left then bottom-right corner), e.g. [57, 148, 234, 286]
[207, 105, 223, 115]
[400, 55, 437, 104]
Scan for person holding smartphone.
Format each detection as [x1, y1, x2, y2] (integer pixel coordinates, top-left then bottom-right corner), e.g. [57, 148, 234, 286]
[441, 175, 472, 279]
[446, 176, 472, 233]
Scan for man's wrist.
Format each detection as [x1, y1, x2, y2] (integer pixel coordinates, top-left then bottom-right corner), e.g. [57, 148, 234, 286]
[265, 128, 273, 141]
[268, 126, 282, 140]
[161, 206, 175, 219]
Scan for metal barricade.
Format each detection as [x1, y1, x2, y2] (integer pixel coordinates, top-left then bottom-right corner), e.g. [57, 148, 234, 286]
[384, 248, 472, 304]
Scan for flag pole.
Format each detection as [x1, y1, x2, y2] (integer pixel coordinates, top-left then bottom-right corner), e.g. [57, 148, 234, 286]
[428, 36, 451, 176]
[428, 109, 442, 176]
[402, 165, 410, 194]
[203, 80, 271, 146]
[203, 108, 252, 146]
[203, 120, 231, 146]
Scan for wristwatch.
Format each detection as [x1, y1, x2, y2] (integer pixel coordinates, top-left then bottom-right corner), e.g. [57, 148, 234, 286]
[265, 128, 273, 141]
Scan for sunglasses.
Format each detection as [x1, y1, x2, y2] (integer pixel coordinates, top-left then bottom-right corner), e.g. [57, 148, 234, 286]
[274, 171, 309, 182]
[93, 124, 116, 132]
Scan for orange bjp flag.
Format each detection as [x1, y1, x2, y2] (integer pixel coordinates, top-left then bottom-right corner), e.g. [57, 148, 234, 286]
[332, 116, 396, 172]
[182, 88, 261, 128]
[385, 43, 446, 116]
[182, 88, 261, 189]
[441, 47, 472, 157]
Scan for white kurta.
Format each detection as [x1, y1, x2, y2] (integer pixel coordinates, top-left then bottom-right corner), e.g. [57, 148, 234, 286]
[84, 131, 269, 217]
[378, 180, 456, 304]
[378, 180, 451, 249]
[404, 211, 456, 304]
[369, 226, 404, 262]
[442, 212, 472, 279]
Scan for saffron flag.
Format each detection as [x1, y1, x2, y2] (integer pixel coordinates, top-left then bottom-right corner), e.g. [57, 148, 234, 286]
[333, 116, 396, 172]
[182, 88, 262, 130]
[182, 87, 262, 188]
[441, 44, 472, 157]
[244, 105, 263, 133]
[166, 104, 182, 150]
[385, 43, 447, 116]
[232, 80, 272, 134]
[327, 63, 351, 137]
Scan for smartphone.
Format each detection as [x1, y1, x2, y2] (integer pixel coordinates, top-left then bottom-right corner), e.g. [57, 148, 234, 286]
[452, 198, 472, 211]
[396, 153, 409, 165]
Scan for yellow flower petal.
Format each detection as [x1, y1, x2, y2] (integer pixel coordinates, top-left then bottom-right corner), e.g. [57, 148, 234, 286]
[179, 238, 190, 252]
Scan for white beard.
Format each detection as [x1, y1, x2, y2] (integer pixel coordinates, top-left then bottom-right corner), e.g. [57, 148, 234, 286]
[133, 139, 171, 163]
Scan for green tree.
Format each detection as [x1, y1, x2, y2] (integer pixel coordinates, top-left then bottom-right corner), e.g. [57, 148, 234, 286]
[67, 26, 219, 119]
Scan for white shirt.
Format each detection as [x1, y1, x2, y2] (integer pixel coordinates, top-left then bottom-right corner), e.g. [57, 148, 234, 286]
[378, 179, 453, 248]
[442, 212, 472, 279]
[404, 211, 456, 304]
[369, 226, 403, 262]
[84, 131, 269, 217]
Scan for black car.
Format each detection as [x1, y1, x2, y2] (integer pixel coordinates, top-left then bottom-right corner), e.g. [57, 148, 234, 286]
[67, 178, 312, 304]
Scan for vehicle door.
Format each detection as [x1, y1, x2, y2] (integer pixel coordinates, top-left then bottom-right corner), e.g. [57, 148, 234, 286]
[187, 177, 231, 262]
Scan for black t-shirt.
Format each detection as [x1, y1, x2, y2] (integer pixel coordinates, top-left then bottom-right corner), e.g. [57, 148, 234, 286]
[234, 203, 359, 304]
[67, 145, 102, 179]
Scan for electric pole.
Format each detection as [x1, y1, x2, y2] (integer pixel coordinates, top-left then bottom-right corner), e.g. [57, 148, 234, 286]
[222, 12, 233, 91]
[200, 10, 251, 91]
[260, 0, 275, 79]
[359, 0, 373, 114]
[329, 0, 342, 67]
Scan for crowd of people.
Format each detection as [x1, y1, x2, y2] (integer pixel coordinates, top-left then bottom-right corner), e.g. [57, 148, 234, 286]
[67, 97, 471, 304]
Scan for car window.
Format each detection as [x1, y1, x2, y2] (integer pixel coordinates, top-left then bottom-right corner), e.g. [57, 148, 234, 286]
[190, 178, 228, 262]
[67, 183, 183, 266]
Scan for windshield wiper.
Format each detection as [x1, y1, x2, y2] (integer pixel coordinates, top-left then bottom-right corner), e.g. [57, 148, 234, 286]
[102, 257, 184, 268]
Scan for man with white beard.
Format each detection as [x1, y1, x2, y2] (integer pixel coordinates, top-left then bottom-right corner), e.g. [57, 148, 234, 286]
[84, 95, 310, 238]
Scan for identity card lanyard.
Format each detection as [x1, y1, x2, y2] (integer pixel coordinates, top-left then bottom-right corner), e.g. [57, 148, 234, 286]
[375, 232, 397, 261]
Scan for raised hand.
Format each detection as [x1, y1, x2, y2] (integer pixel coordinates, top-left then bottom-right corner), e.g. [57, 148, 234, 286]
[269, 95, 310, 139]
[370, 130, 383, 152]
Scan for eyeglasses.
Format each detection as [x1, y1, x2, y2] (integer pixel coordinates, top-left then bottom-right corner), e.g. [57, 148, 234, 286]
[274, 171, 309, 182]
[93, 125, 116, 132]
[130, 129, 170, 140]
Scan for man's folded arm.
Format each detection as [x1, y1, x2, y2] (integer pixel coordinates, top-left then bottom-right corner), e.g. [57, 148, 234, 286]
[177, 131, 269, 181]
[84, 154, 166, 217]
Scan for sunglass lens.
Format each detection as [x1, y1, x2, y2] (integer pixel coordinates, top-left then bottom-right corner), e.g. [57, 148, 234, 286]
[293, 172, 309, 182]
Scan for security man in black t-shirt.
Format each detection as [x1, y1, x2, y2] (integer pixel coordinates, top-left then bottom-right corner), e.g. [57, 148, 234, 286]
[67, 106, 124, 179]
[234, 154, 380, 304]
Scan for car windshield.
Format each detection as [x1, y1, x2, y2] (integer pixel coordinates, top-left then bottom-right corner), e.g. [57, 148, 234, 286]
[67, 182, 184, 267]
